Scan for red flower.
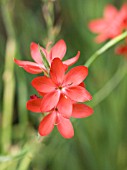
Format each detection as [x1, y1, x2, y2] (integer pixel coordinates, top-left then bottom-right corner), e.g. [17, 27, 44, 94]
[115, 39, 127, 58]
[14, 39, 80, 74]
[27, 95, 93, 138]
[32, 58, 92, 112]
[89, 4, 127, 43]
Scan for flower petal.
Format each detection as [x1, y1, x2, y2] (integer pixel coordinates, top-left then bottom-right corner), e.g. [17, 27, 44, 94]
[95, 33, 108, 43]
[39, 111, 56, 136]
[72, 103, 93, 118]
[79, 82, 86, 88]
[14, 58, 45, 74]
[57, 115, 74, 139]
[41, 91, 60, 112]
[104, 4, 118, 20]
[64, 66, 88, 87]
[88, 19, 107, 33]
[32, 76, 56, 93]
[119, 4, 127, 29]
[50, 39, 66, 60]
[57, 94, 72, 118]
[38, 91, 47, 97]
[63, 51, 80, 66]
[50, 58, 65, 85]
[26, 98, 42, 112]
[115, 44, 127, 57]
[30, 42, 47, 64]
[66, 86, 92, 102]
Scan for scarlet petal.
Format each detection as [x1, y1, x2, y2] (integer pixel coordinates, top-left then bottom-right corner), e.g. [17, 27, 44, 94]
[64, 66, 88, 87]
[14, 58, 45, 74]
[32, 76, 56, 93]
[50, 39, 66, 60]
[104, 4, 118, 20]
[63, 51, 80, 66]
[88, 19, 107, 33]
[38, 91, 47, 97]
[26, 98, 42, 112]
[119, 4, 127, 29]
[50, 58, 65, 85]
[115, 45, 127, 55]
[39, 111, 56, 136]
[66, 86, 92, 102]
[95, 33, 108, 43]
[57, 95, 72, 118]
[72, 103, 93, 118]
[30, 42, 47, 64]
[120, 4, 127, 16]
[57, 115, 74, 139]
[41, 91, 60, 112]
[79, 82, 86, 88]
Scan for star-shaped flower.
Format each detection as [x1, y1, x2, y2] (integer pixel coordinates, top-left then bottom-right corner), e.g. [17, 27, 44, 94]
[27, 94, 93, 138]
[89, 4, 127, 43]
[14, 39, 80, 74]
[32, 58, 92, 112]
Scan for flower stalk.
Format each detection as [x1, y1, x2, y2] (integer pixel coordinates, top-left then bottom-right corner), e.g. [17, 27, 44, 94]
[85, 31, 127, 67]
[91, 62, 127, 107]
[1, 0, 16, 154]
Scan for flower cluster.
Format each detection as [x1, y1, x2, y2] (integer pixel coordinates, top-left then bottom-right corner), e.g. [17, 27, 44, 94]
[89, 4, 127, 43]
[14, 40, 93, 139]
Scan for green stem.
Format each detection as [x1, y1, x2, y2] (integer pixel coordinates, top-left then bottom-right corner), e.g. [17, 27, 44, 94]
[17, 152, 33, 170]
[0, 148, 28, 163]
[1, 0, 16, 154]
[85, 31, 127, 67]
[17, 137, 43, 170]
[91, 62, 127, 108]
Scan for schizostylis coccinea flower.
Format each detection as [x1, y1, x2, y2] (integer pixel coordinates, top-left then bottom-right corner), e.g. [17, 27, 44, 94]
[31, 58, 92, 112]
[14, 39, 80, 74]
[89, 4, 127, 43]
[27, 94, 93, 138]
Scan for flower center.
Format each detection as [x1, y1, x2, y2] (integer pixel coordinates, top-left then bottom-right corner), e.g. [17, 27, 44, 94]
[55, 107, 58, 111]
[58, 86, 62, 90]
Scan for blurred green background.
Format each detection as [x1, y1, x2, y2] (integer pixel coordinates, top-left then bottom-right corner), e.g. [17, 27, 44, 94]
[0, 0, 127, 170]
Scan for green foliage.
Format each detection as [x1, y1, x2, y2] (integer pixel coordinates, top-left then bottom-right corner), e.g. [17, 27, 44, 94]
[0, 0, 127, 170]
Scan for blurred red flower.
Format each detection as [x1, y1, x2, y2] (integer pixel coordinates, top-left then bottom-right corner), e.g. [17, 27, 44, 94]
[115, 39, 127, 58]
[89, 4, 127, 43]
[27, 94, 93, 138]
[32, 58, 92, 112]
[14, 39, 80, 74]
